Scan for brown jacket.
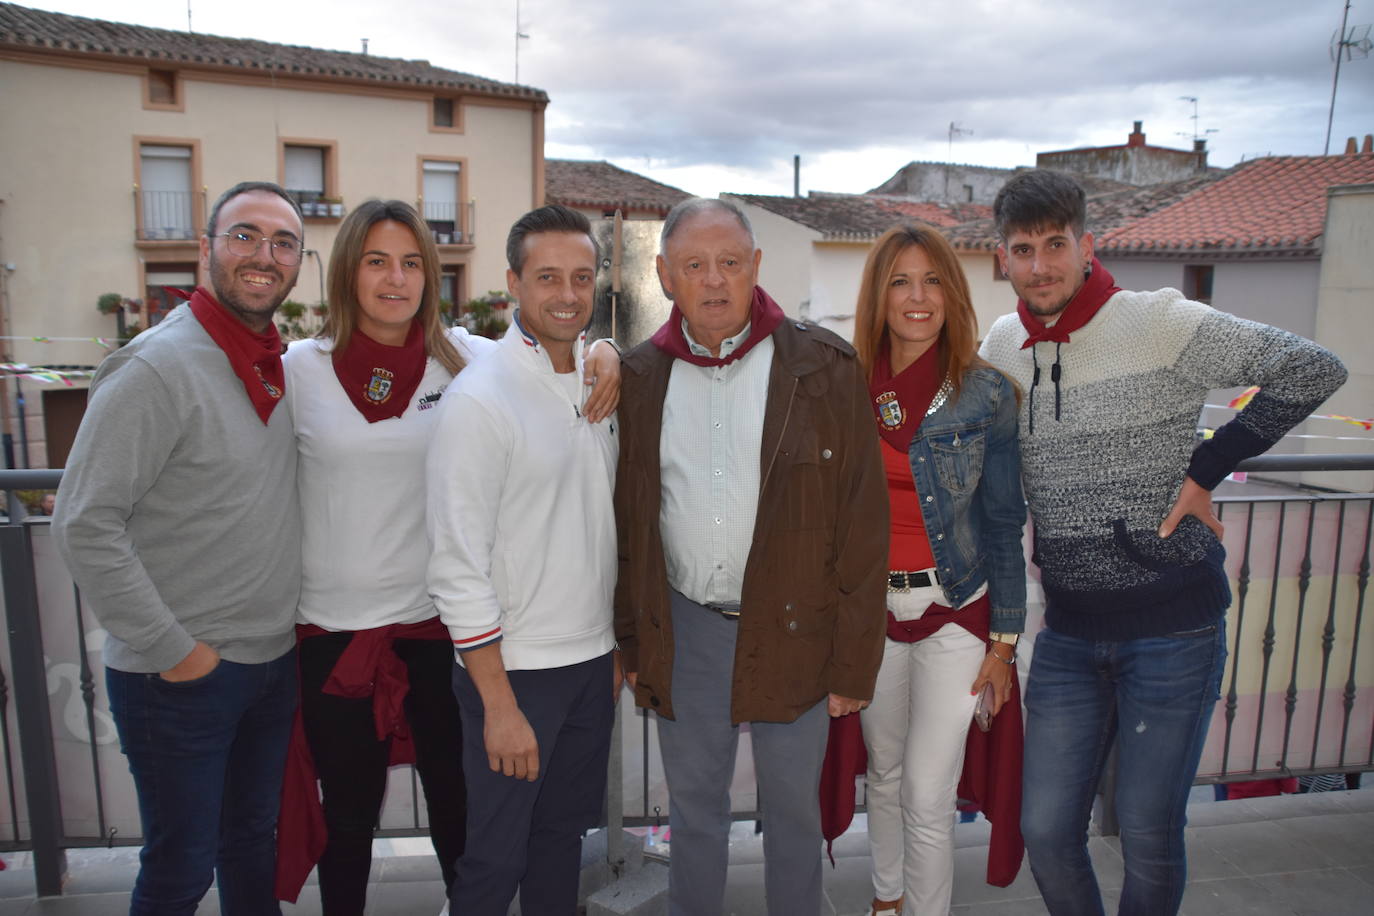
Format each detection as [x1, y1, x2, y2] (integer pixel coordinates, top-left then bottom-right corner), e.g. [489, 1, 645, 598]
[613, 315, 889, 724]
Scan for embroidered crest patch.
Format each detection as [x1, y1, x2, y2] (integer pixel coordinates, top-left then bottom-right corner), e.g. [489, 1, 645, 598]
[254, 365, 283, 400]
[876, 390, 904, 429]
[366, 368, 395, 404]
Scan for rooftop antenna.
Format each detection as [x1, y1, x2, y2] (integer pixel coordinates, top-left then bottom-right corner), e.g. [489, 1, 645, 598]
[1176, 96, 1218, 144]
[945, 122, 972, 202]
[186, 0, 192, 32]
[1325, 1, 1372, 155]
[947, 121, 972, 159]
[515, 0, 531, 83]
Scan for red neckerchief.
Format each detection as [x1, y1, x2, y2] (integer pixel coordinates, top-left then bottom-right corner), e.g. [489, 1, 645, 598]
[650, 285, 785, 367]
[869, 339, 942, 452]
[187, 286, 285, 425]
[1017, 258, 1120, 349]
[332, 320, 426, 423]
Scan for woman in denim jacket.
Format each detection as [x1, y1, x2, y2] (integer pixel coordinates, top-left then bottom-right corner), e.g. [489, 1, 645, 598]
[852, 225, 1026, 916]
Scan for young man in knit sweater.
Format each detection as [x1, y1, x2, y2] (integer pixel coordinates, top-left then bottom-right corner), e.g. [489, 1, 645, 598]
[979, 169, 1346, 915]
[54, 182, 306, 914]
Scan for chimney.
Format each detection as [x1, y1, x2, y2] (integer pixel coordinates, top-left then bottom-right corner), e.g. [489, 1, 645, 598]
[1193, 138, 1208, 170]
[1346, 137, 1358, 155]
[1364, 134, 1373, 154]
[1127, 120, 1146, 147]
[793, 155, 800, 198]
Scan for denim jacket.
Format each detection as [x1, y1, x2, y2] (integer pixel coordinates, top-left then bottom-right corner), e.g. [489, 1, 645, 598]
[906, 366, 1026, 633]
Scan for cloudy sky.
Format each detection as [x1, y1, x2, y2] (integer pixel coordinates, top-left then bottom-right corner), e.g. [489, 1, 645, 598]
[29, 0, 1374, 197]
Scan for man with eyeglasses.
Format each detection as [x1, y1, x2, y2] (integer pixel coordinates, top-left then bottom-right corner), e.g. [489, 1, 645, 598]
[55, 181, 306, 915]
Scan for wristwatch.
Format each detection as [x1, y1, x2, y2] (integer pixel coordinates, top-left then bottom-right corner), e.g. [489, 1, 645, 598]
[989, 632, 1019, 646]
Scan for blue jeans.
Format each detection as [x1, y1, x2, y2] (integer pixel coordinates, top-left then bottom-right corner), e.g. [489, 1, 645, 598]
[1020, 621, 1226, 916]
[107, 650, 297, 916]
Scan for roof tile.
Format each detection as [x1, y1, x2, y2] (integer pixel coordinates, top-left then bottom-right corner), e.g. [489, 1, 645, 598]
[1097, 154, 1374, 254]
[727, 192, 992, 241]
[544, 160, 691, 214]
[0, 1, 543, 100]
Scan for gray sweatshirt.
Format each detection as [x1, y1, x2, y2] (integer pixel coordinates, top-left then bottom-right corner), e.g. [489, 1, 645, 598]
[53, 303, 301, 672]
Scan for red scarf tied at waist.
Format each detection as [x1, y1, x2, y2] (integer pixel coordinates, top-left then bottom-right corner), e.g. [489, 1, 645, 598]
[820, 593, 1025, 888]
[187, 286, 285, 424]
[869, 340, 943, 453]
[650, 285, 785, 367]
[275, 617, 448, 903]
[1017, 258, 1120, 348]
[332, 319, 428, 423]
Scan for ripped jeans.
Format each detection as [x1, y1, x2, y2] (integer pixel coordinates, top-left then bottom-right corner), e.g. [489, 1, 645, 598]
[1020, 621, 1226, 916]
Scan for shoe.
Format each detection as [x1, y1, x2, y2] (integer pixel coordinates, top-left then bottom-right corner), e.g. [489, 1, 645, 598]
[870, 897, 903, 916]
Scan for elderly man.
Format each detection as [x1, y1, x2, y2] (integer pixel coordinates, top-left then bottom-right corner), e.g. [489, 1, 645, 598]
[980, 169, 1347, 915]
[615, 197, 888, 915]
[54, 182, 305, 915]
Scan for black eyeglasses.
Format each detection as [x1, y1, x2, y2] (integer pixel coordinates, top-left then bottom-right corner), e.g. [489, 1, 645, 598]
[214, 230, 303, 266]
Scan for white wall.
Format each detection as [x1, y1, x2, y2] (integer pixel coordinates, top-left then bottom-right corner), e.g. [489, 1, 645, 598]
[0, 55, 538, 464]
[1309, 184, 1374, 492]
[726, 196, 821, 320]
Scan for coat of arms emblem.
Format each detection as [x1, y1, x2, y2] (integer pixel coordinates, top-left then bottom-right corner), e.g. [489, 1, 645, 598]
[366, 368, 395, 404]
[876, 390, 904, 429]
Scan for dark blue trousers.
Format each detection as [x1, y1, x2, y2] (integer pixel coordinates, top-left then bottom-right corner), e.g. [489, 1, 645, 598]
[106, 649, 297, 916]
[449, 651, 614, 915]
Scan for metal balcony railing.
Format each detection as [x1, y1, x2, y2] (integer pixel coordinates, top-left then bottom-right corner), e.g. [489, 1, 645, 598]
[0, 455, 1370, 895]
[135, 189, 201, 241]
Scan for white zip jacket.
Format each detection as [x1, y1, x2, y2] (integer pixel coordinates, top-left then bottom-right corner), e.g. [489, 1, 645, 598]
[426, 317, 618, 671]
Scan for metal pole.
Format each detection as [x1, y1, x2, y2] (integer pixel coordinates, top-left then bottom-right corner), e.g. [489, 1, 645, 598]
[1, 523, 67, 895]
[1325, 0, 1353, 155]
[605, 699, 625, 878]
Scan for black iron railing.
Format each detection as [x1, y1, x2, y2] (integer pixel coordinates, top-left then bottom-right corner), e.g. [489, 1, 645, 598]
[2, 456, 1371, 895]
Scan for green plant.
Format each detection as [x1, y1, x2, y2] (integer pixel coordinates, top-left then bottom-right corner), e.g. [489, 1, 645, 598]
[96, 292, 123, 315]
[311, 301, 328, 318]
[461, 290, 512, 339]
[279, 300, 307, 321]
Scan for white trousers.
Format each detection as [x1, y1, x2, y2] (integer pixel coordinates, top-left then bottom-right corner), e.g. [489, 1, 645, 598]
[860, 616, 985, 915]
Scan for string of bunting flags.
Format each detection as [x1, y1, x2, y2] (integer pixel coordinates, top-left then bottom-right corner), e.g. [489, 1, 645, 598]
[0, 335, 120, 347]
[0, 364, 96, 386]
[1198, 387, 1372, 445]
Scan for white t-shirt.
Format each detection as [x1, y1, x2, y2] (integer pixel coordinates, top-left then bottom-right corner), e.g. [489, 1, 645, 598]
[284, 326, 496, 630]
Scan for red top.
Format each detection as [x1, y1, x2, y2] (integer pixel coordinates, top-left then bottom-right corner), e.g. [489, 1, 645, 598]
[883, 440, 935, 571]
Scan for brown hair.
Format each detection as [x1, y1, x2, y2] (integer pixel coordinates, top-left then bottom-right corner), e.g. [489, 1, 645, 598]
[321, 199, 464, 376]
[853, 224, 996, 401]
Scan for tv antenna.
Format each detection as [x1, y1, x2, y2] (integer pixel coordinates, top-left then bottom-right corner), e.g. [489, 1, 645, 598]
[1176, 96, 1218, 144]
[515, 0, 531, 84]
[947, 121, 973, 159]
[1325, 1, 1372, 154]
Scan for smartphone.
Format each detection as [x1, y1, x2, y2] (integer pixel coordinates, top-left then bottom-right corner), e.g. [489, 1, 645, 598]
[973, 682, 995, 732]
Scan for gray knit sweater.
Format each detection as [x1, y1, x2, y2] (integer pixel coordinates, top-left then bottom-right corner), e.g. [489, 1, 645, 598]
[54, 304, 301, 672]
[981, 287, 1346, 641]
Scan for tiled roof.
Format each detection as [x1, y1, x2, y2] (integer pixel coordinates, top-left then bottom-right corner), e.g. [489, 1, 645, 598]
[1097, 154, 1374, 255]
[942, 171, 1227, 252]
[0, 2, 543, 100]
[545, 160, 691, 214]
[727, 192, 992, 241]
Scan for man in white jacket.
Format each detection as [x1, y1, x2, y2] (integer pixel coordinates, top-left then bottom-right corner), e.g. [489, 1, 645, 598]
[426, 204, 619, 916]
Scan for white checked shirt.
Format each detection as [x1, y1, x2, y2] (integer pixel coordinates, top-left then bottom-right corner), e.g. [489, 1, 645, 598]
[659, 320, 773, 606]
